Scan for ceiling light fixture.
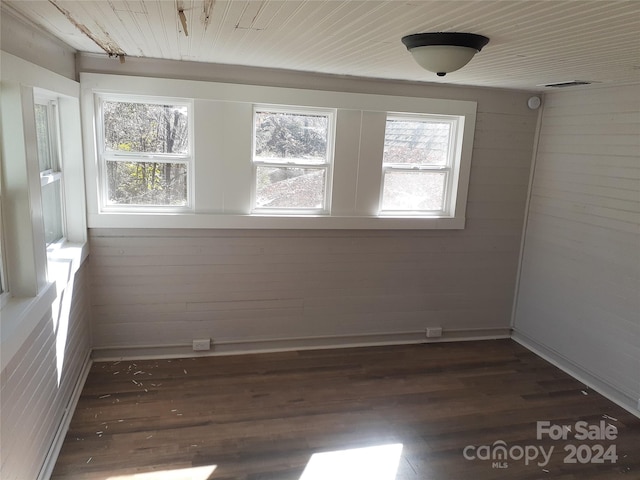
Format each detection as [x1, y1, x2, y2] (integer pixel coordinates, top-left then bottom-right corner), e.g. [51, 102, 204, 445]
[401, 32, 489, 77]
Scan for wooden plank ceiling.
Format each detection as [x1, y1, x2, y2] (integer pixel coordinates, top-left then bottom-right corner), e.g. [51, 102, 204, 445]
[3, 0, 640, 91]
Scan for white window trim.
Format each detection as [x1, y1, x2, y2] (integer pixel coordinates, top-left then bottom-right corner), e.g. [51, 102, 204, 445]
[379, 114, 462, 217]
[82, 73, 476, 229]
[95, 93, 195, 213]
[251, 105, 335, 215]
[1, 52, 89, 369]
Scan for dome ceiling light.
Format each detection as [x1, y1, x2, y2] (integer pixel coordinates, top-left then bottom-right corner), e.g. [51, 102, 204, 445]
[401, 32, 490, 77]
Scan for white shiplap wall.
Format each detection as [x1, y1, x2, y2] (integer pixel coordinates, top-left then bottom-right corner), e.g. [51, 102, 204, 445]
[88, 73, 536, 357]
[0, 262, 91, 480]
[513, 84, 640, 413]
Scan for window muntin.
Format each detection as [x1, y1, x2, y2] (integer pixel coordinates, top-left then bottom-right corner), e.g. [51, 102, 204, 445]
[252, 107, 333, 213]
[35, 98, 65, 245]
[380, 115, 458, 216]
[98, 96, 192, 210]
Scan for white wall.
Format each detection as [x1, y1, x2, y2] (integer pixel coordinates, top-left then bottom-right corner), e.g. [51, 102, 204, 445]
[1, 15, 92, 478]
[83, 57, 538, 357]
[513, 83, 640, 414]
[0, 263, 91, 480]
[0, 6, 76, 81]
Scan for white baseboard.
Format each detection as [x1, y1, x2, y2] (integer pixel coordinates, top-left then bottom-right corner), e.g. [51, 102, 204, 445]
[91, 327, 511, 361]
[37, 350, 93, 480]
[512, 331, 640, 419]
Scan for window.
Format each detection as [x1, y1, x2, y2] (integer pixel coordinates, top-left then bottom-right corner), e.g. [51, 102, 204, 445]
[83, 73, 477, 229]
[35, 97, 65, 245]
[98, 95, 192, 210]
[0, 190, 8, 308]
[380, 115, 460, 216]
[252, 107, 334, 213]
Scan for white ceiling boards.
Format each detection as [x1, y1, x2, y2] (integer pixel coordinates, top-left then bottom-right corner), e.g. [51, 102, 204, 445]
[3, 0, 640, 91]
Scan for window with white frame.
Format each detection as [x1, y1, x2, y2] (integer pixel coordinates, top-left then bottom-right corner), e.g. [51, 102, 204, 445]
[98, 95, 193, 210]
[35, 97, 65, 245]
[380, 114, 460, 216]
[83, 74, 478, 229]
[252, 107, 334, 213]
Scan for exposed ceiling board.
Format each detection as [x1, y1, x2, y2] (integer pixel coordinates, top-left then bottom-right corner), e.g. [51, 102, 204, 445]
[2, 0, 639, 91]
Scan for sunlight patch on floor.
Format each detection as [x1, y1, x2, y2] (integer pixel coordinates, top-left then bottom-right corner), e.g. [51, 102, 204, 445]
[106, 465, 217, 480]
[299, 443, 403, 480]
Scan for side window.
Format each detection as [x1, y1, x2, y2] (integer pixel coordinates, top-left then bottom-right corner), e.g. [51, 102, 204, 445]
[380, 115, 460, 216]
[35, 98, 65, 245]
[252, 107, 334, 213]
[0, 189, 8, 307]
[98, 96, 192, 210]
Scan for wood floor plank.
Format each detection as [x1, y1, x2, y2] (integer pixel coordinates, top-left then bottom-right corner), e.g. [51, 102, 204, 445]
[51, 340, 640, 479]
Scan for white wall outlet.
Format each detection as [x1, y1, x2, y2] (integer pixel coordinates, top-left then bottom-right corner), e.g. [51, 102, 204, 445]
[192, 338, 211, 351]
[426, 327, 443, 338]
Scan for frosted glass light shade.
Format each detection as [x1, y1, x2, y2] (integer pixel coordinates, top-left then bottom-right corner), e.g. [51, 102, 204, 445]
[402, 32, 489, 77]
[409, 45, 479, 75]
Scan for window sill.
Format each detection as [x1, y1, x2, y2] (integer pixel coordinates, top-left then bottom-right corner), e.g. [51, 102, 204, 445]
[88, 212, 465, 230]
[0, 240, 88, 370]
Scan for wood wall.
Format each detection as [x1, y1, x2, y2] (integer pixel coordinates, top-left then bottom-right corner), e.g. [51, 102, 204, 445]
[0, 262, 91, 480]
[88, 77, 536, 356]
[513, 83, 640, 412]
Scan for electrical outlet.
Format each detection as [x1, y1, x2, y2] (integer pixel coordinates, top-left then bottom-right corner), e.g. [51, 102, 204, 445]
[426, 327, 443, 338]
[192, 338, 211, 351]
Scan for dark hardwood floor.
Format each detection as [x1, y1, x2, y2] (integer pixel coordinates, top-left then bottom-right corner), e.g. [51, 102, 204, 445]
[51, 340, 640, 479]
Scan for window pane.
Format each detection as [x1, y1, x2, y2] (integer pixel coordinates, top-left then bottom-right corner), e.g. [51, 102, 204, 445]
[103, 101, 189, 154]
[381, 171, 446, 211]
[35, 104, 53, 171]
[383, 119, 451, 166]
[0, 210, 5, 294]
[106, 161, 188, 206]
[255, 111, 329, 164]
[256, 166, 326, 209]
[42, 180, 64, 244]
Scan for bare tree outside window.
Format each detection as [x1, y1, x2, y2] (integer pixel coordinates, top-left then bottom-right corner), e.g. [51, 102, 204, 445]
[253, 109, 332, 212]
[102, 100, 190, 207]
[255, 111, 328, 163]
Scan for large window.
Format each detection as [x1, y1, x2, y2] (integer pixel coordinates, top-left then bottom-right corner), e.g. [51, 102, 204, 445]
[252, 107, 334, 213]
[380, 115, 459, 216]
[35, 97, 65, 245]
[83, 74, 477, 229]
[98, 95, 193, 210]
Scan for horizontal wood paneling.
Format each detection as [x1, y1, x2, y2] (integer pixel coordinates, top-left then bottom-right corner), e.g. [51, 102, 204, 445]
[514, 83, 640, 412]
[0, 262, 91, 480]
[89, 86, 535, 353]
